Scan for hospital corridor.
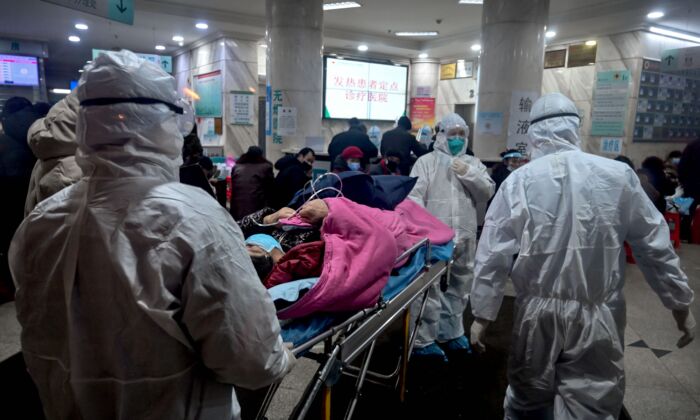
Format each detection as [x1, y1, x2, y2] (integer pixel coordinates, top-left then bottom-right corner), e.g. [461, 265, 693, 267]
[1, 0, 699, 419]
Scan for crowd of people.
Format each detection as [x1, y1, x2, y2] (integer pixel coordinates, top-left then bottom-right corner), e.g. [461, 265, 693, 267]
[0, 50, 696, 420]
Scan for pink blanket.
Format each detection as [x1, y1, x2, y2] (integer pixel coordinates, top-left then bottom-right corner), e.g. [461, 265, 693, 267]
[277, 198, 454, 319]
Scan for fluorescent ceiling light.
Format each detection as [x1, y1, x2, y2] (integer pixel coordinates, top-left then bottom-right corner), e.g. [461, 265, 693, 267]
[195, 22, 208, 30]
[458, 0, 483, 4]
[75, 23, 88, 30]
[357, 44, 369, 51]
[178, 42, 184, 47]
[172, 35, 184, 42]
[546, 31, 556, 38]
[78, 69, 84, 73]
[68, 35, 80, 43]
[647, 11, 664, 19]
[395, 31, 439, 37]
[52, 88, 71, 94]
[260, 44, 268, 48]
[649, 26, 700, 43]
[323, 2, 361, 11]
[471, 43, 481, 51]
[585, 40, 597, 46]
[155, 45, 166, 51]
[418, 53, 429, 58]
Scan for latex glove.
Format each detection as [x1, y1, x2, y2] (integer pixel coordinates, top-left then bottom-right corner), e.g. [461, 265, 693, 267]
[283, 345, 297, 374]
[451, 159, 468, 176]
[672, 309, 696, 348]
[470, 317, 491, 353]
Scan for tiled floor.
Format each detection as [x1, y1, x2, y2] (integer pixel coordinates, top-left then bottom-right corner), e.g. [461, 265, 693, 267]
[623, 244, 700, 420]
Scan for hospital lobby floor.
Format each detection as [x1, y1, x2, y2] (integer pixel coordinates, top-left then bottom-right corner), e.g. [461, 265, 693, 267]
[0, 246, 698, 419]
[259, 244, 700, 420]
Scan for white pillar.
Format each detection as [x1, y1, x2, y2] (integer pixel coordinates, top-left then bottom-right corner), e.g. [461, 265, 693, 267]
[265, 0, 323, 162]
[474, 0, 548, 160]
[409, 58, 440, 129]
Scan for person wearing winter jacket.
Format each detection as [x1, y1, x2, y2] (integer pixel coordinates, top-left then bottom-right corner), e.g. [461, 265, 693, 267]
[230, 146, 274, 220]
[24, 91, 82, 215]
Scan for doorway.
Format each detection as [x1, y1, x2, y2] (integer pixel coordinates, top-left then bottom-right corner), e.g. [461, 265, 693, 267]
[454, 104, 475, 146]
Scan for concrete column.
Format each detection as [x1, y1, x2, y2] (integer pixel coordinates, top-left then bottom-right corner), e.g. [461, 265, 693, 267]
[265, 0, 323, 162]
[473, 0, 548, 160]
[409, 58, 440, 132]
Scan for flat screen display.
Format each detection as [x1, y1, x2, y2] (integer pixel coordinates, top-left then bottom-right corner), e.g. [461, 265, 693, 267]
[324, 57, 408, 121]
[0, 54, 39, 86]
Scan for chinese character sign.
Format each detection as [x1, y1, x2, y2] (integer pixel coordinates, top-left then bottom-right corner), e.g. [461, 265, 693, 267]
[591, 70, 630, 136]
[229, 91, 255, 125]
[271, 89, 284, 144]
[324, 57, 407, 120]
[409, 98, 436, 129]
[508, 90, 539, 153]
[193, 70, 223, 118]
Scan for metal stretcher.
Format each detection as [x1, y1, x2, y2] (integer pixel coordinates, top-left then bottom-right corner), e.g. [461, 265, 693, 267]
[253, 238, 451, 420]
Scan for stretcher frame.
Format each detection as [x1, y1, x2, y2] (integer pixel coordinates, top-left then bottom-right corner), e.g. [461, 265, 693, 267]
[253, 238, 451, 420]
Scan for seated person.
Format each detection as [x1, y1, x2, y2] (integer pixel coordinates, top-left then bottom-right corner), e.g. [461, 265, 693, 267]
[369, 150, 402, 176]
[332, 146, 364, 173]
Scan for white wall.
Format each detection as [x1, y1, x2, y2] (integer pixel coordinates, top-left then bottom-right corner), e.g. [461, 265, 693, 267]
[543, 31, 697, 166]
[174, 38, 259, 157]
[436, 77, 478, 123]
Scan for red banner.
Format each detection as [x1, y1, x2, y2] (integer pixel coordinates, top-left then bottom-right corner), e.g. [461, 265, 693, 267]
[409, 97, 436, 129]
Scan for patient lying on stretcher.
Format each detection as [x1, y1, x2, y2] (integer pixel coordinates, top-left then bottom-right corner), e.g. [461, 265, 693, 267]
[241, 197, 454, 319]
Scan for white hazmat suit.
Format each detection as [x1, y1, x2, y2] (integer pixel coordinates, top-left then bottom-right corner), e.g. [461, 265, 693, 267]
[409, 113, 495, 348]
[470, 93, 695, 419]
[9, 50, 292, 420]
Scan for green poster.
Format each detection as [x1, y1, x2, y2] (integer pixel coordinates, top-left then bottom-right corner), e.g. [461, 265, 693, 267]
[193, 71, 223, 118]
[591, 70, 630, 137]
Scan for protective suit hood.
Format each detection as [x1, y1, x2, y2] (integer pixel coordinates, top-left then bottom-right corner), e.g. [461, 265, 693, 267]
[527, 93, 581, 159]
[76, 50, 183, 180]
[434, 113, 469, 158]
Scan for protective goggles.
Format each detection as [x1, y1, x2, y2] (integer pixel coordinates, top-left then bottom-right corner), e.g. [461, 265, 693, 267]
[80, 96, 195, 136]
[530, 112, 580, 125]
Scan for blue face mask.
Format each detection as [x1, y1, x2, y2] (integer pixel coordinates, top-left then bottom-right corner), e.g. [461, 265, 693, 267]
[447, 137, 465, 156]
[245, 234, 283, 253]
[348, 162, 361, 171]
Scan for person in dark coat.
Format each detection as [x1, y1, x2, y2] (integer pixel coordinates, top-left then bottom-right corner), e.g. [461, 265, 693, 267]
[272, 148, 316, 210]
[380, 116, 427, 175]
[328, 118, 378, 165]
[369, 150, 402, 176]
[230, 146, 274, 220]
[640, 156, 675, 212]
[0, 97, 45, 302]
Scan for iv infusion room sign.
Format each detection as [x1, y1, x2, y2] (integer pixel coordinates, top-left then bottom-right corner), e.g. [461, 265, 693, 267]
[42, 0, 134, 25]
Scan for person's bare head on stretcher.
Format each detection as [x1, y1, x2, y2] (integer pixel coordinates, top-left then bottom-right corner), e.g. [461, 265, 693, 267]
[246, 200, 330, 280]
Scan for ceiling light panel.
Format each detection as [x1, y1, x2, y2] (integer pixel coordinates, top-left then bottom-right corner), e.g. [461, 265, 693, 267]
[458, 0, 483, 4]
[395, 31, 439, 37]
[323, 2, 361, 11]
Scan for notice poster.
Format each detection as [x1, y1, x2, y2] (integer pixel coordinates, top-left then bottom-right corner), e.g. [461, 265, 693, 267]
[476, 111, 504, 136]
[193, 70, 223, 118]
[271, 89, 283, 144]
[600, 137, 622, 154]
[199, 117, 221, 146]
[277, 107, 297, 136]
[440, 63, 456, 80]
[507, 90, 539, 154]
[229, 91, 255, 125]
[409, 97, 436, 129]
[591, 70, 630, 136]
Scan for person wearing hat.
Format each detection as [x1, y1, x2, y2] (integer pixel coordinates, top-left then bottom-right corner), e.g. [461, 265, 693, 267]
[333, 145, 365, 173]
[9, 50, 293, 419]
[490, 149, 524, 194]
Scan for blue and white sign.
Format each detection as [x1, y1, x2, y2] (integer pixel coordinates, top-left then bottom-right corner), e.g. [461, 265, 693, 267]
[42, 0, 134, 25]
[600, 137, 622, 155]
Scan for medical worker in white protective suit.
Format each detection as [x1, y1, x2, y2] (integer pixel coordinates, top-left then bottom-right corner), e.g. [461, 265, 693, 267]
[409, 113, 495, 359]
[470, 93, 696, 419]
[9, 50, 293, 420]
